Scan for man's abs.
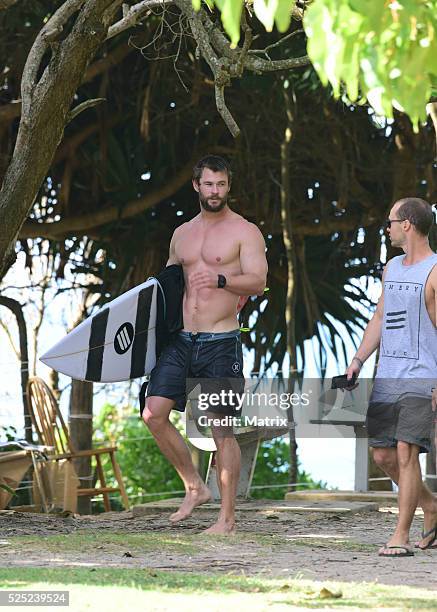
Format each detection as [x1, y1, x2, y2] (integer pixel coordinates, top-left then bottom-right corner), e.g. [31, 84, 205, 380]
[183, 288, 239, 333]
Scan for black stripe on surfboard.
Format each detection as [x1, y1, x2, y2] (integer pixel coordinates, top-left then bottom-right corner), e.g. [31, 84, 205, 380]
[86, 308, 109, 381]
[130, 285, 154, 379]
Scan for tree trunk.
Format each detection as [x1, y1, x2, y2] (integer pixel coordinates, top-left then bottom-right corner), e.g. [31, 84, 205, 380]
[0, 0, 121, 280]
[69, 378, 94, 514]
[280, 87, 299, 487]
[0, 296, 32, 442]
[391, 112, 417, 202]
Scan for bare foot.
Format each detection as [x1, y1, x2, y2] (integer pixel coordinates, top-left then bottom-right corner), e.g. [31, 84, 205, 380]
[379, 535, 411, 556]
[416, 510, 437, 549]
[378, 543, 414, 557]
[202, 519, 235, 535]
[169, 485, 212, 523]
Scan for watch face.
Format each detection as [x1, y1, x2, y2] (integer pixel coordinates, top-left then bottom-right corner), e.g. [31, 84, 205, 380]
[218, 274, 226, 288]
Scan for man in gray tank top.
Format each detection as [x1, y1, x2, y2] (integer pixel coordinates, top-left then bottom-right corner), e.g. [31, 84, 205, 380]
[346, 197, 437, 557]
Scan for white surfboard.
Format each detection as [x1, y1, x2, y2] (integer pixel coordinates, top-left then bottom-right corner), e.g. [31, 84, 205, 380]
[40, 278, 159, 382]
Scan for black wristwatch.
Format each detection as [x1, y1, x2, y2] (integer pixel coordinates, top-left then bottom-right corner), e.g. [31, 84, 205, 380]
[217, 274, 227, 289]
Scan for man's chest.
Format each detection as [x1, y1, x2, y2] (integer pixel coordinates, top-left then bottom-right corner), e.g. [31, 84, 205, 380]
[383, 273, 436, 327]
[176, 228, 240, 266]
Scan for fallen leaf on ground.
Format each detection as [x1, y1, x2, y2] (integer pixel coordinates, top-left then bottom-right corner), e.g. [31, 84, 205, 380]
[319, 587, 343, 599]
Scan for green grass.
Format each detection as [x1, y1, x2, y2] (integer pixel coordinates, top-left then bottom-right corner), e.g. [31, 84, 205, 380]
[5, 532, 199, 555]
[4, 531, 283, 556]
[1, 530, 379, 562]
[0, 568, 436, 610]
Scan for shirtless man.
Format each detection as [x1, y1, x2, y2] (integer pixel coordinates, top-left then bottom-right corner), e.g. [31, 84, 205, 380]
[142, 155, 268, 534]
[346, 197, 437, 556]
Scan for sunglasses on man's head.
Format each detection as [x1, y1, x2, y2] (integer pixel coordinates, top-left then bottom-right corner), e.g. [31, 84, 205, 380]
[385, 218, 405, 229]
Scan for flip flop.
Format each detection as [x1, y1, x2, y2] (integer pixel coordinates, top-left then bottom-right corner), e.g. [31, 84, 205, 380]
[378, 545, 414, 558]
[415, 525, 437, 550]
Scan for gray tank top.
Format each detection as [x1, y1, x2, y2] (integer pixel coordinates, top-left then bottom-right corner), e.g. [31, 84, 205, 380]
[372, 252, 437, 401]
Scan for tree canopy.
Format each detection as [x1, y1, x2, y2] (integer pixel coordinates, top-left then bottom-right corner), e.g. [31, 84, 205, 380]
[206, 0, 437, 128]
[0, 0, 436, 375]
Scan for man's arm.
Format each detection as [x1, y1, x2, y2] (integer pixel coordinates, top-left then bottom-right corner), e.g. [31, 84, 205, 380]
[166, 228, 181, 266]
[432, 264, 437, 328]
[346, 266, 387, 380]
[225, 224, 268, 296]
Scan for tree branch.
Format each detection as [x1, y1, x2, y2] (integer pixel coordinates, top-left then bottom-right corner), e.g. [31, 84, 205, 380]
[19, 153, 199, 238]
[246, 53, 309, 72]
[175, 0, 240, 136]
[0, 42, 133, 126]
[85, 39, 134, 79]
[234, 9, 252, 77]
[0, 0, 124, 279]
[67, 97, 106, 123]
[55, 112, 124, 163]
[107, 0, 173, 39]
[215, 68, 239, 137]
[21, 0, 86, 119]
[204, 11, 309, 73]
[249, 29, 304, 58]
[1, 0, 309, 139]
[173, 2, 309, 135]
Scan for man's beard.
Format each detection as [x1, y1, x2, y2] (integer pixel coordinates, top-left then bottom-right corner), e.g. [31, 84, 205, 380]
[199, 194, 228, 213]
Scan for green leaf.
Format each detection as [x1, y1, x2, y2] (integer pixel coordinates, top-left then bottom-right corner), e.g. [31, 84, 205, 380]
[304, 0, 437, 130]
[215, 0, 244, 47]
[274, 0, 295, 33]
[253, 0, 278, 33]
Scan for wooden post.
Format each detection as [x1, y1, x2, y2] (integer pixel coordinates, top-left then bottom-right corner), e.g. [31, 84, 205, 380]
[280, 86, 299, 487]
[69, 379, 93, 514]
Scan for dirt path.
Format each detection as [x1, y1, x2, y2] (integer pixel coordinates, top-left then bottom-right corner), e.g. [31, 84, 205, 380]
[1, 506, 437, 589]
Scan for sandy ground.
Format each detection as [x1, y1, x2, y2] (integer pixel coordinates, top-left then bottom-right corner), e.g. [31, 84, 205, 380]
[1, 504, 437, 590]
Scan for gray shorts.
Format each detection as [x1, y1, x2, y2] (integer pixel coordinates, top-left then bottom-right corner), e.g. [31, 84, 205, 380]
[367, 394, 434, 453]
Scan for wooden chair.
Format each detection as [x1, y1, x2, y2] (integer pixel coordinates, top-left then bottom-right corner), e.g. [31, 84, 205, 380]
[27, 377, 129, 511]
[0, 449, 33, 510]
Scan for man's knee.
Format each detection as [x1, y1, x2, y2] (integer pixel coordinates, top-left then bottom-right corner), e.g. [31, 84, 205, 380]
[211, 426, 236, 446]
[372, 447, 396, 470]
[397, 440, 419, 469]
[142, 397, 172, 431]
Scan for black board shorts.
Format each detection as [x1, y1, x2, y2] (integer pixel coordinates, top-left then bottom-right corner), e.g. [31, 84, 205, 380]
[145, 329, 244, 415]
[367, 394, 434, 453]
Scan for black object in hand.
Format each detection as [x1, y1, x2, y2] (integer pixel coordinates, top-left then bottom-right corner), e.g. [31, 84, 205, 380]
[331, 373, 356, 390]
